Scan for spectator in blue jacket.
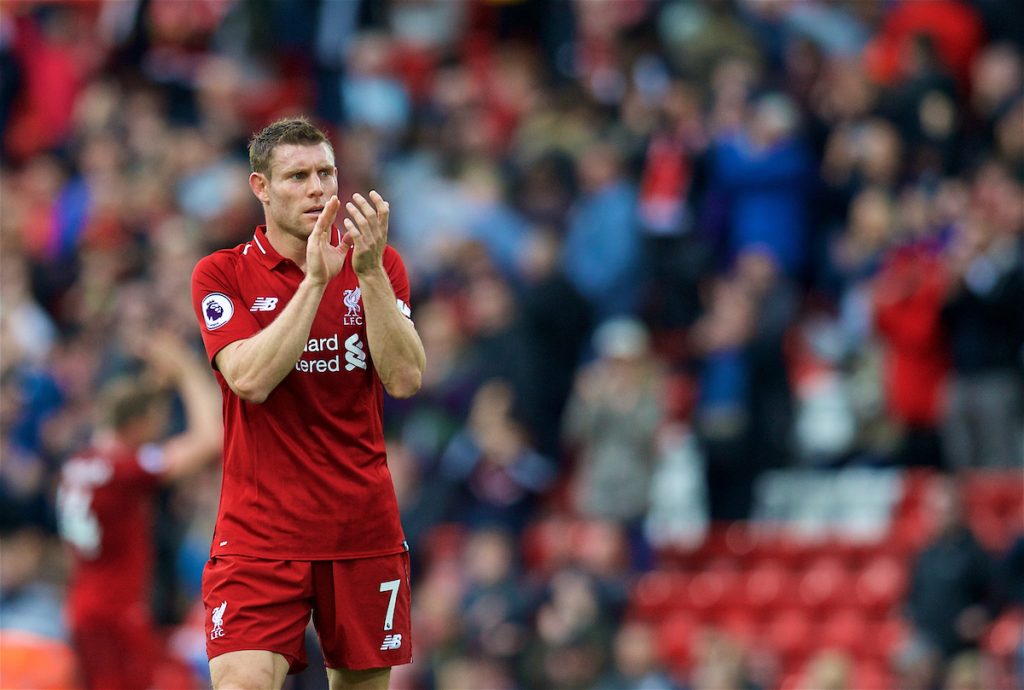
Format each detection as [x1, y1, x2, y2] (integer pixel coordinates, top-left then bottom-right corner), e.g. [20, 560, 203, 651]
[712, 93, 813, 277]
[562, 143, 642, 321]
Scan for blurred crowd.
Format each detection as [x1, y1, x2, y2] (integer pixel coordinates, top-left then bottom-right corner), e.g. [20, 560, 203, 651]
[1, 1, 1022, 689]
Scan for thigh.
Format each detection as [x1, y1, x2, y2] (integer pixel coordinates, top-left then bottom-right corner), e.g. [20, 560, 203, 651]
[209, 650, 290, 690]
[312, 551, 412, 672]
[202, 555, 313, 675]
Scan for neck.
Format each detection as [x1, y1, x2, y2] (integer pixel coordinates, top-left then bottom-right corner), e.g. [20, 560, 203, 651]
[264, 222, 308, 269]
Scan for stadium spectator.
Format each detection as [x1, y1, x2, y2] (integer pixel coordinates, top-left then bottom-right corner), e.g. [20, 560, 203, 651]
[561, 141, 643, 321]
[437, 379, 555, 532]
[799, 649, 852, 690]
[940, 162, 1024, 469]
[593, 620, 680, 690]
[872, 192, 951, 467]
[563, 317, 663, 526]
[905, 478, 1002, 664]
[710, 92, 813, 277]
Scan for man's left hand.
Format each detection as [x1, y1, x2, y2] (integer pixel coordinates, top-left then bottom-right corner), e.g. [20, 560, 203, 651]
[344, 191, 390, 276]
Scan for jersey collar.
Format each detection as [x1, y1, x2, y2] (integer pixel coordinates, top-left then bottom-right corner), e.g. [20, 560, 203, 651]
[250, 225, 344, 270]
[249, 226, 286, 269]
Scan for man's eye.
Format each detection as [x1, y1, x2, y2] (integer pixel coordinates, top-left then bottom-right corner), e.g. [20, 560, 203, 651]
[319, 170, 331, 177]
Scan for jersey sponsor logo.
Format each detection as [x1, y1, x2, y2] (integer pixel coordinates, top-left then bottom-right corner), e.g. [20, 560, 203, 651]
[379, 633, 403, 651]
[397, 299, 411, 318]
[210, 600, 227, 640]
[343, 287, 363, 325]
[202, 293, 234, 330]
[250, 297, 279, 312]
[345, 334, 367, 371]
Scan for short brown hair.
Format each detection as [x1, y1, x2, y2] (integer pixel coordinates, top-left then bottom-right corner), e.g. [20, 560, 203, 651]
[248, 116, 333, 178]
[98, 377, 167, 431]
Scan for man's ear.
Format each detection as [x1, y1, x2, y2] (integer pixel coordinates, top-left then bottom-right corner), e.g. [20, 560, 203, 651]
[249, 172, 269, 204]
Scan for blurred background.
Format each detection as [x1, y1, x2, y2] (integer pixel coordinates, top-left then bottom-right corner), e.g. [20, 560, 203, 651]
[0, 0, 1022, 689]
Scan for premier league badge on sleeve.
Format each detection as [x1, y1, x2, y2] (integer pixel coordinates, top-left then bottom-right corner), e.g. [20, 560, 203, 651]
[202, 293, 234, 330]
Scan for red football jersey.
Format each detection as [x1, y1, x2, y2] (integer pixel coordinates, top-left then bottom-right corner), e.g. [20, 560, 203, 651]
[190, 226, 409, 560]
[58, 440, 165, 623]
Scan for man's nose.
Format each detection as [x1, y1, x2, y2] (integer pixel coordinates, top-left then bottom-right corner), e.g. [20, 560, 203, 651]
[308, 175, 324, 196]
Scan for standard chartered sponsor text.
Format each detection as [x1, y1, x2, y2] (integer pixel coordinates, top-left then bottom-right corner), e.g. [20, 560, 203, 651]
[296, 333, 342, 373]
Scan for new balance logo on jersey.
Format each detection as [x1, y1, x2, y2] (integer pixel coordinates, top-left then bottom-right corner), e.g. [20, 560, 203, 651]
[250, 297, 279, 312]
[343, 287, 363, 325]
[210, 600, 227, 640]
[380, 634, 403, 651]
[345, 334, 367, 371]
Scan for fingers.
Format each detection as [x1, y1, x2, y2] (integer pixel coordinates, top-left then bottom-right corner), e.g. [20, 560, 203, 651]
[342, 217, 361, 248]
[346, 191, 389, 242]
[369, 190, 390, 229]
[314, 196, 341, 237]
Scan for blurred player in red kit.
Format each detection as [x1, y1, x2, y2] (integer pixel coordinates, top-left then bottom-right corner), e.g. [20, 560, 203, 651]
[190, 117, 425, 690]
[58, 335, 223, 690]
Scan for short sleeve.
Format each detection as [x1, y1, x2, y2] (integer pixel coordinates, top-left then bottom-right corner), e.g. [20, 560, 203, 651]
[137, 443, 167, 476]
[383, 246, 413, 320]
[191, 253, 262, 366]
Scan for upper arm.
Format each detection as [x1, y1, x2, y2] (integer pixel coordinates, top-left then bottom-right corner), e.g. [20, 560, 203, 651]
[159, 434, 223, 483]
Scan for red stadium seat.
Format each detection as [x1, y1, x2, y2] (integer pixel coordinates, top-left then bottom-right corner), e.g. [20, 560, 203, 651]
[855, 556, 907, 618]
[853, 661, 892, 690]
[874, 616, 911, 659]
[741, 560, 794, 614]
[763, 608, 814, 665]
[656, 612, 697, 668]
[984, 609, 1024, 658]
[631, 570, 687, 620]
[520, 515, 575, 573]
[818, 608, 870, 656]
[718, 607, 759, 645]
[798, 557, 853, 611]
[777, 672, 804, 690]
[685, 568, 741, 616]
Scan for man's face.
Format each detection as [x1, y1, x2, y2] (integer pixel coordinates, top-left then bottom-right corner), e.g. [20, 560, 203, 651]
[254, 142, 338, 239]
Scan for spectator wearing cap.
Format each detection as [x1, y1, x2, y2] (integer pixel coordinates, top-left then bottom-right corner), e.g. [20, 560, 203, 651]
[563, 318, 664, 527]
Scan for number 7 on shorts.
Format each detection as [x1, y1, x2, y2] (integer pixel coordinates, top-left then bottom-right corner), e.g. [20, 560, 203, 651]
[379, 579, 400, 631]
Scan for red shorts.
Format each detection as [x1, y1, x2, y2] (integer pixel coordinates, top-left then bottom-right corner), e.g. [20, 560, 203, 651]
[70, 606, 161, 690]
[202, 552, 412, 673]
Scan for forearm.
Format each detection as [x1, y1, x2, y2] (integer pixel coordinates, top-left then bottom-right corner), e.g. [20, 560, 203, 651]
[178, 360, 223, 446]
[218, 278, 327, 402]
[358, 267, 425, 398]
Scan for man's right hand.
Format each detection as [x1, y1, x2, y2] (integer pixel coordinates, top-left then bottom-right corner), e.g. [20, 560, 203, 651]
[305, 195, 345, 286]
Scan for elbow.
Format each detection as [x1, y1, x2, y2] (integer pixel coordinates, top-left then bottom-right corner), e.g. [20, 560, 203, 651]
[385, 368, 422, 399]
[230, 376, 271, 404]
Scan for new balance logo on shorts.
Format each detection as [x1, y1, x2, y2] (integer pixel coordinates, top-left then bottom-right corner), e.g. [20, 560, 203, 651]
[380, 633, 403, 651]
[250, 297, 279, 312]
